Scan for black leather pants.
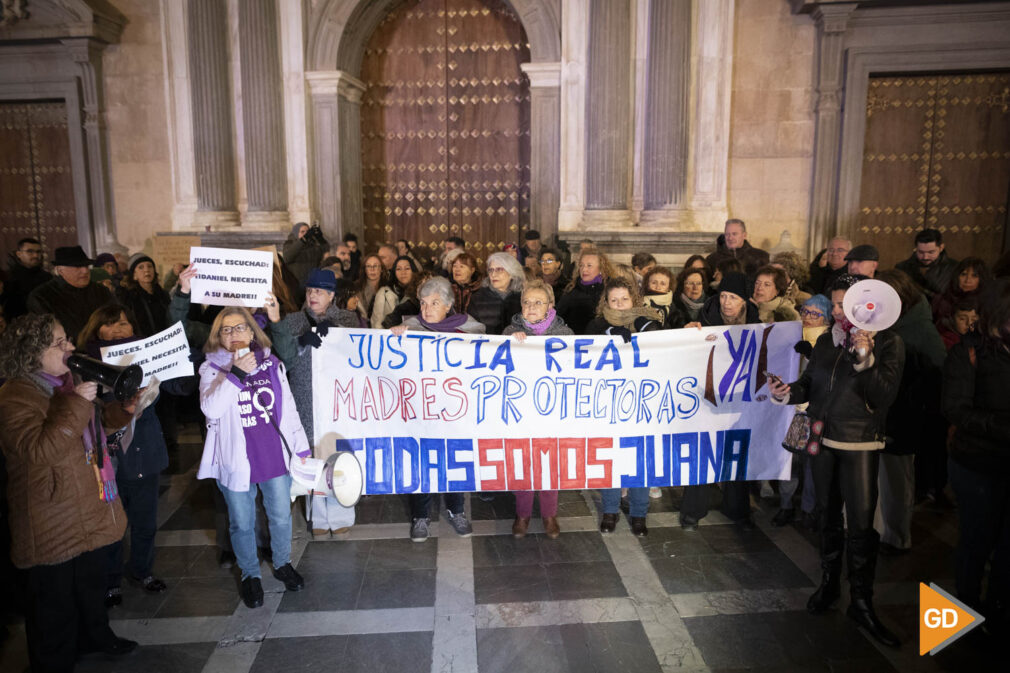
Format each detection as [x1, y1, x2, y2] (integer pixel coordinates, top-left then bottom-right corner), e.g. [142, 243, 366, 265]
[811, 447, 880, 599]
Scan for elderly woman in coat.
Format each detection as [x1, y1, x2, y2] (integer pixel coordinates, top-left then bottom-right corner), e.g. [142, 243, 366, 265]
[503, 279, 574, 539]
[467, 251, 524, 335]
[391, 276, 485, 542]
[0, 313, 137, 670]
[198, 306, 311, 609]
[271, 268, 359, 538]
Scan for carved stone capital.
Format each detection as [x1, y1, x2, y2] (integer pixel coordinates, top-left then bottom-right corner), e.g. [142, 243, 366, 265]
[811, 3, 856, 35]
[305, 70, 366, 103]
[520, 61, 561, 88]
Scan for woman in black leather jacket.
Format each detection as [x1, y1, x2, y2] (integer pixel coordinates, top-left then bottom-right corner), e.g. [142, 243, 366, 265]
[769, 274, 905, 648]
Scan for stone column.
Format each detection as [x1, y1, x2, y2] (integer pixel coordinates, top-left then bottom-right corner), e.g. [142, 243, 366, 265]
[160, 0, 198, 230]
[187, 0, 239, 226]
[238, 0, 288, 226]
[278, 0, 312, 225]
[558, 0, 589, 232]
[808, 3, 856, 257]
[690, 0, 734, 230]
[306, 71, 365, 240]
[642, 0, 690, 214]
[585, 0, 632, 212]
[521, 62, 561, 243]
[64, 38, 123, 252]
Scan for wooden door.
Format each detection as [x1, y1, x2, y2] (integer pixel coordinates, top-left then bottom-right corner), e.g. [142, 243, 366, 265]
[857, 73, 1010, 268]
[359, 0, 531, 260]
[0, 101, 78, 260]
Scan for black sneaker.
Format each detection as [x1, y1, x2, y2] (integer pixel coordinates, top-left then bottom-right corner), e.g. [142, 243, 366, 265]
[272, 563, 305, 592]
[104, 587, 122, 608]
[240, 576, 264, 608]
[218, 550, 236, 569]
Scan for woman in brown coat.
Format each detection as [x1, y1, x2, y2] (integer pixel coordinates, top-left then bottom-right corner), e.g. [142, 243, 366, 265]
[0, 313, 137, 671]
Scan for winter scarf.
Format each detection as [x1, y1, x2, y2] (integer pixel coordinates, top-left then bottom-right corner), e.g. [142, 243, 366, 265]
[524, 308, 558, 335]
[601, 305, 661, 330]
[418, 311, 470, 332]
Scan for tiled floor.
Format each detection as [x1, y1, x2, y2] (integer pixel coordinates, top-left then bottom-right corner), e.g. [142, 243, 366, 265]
[0, 429, 999, 672]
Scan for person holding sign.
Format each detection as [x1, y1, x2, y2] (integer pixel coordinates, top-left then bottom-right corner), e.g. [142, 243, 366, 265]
[503, 280, 574, 538]
[271, 269, 359, 537]
[391, 276, 485, 542]
[768, 274, 905, 648]
[197, 307, 311, 608]
[584, 277, 662, 536]
[78, 305, 169, 605]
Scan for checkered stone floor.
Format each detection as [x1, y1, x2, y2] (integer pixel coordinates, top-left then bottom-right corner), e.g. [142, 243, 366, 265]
[0, 427, 998, 672]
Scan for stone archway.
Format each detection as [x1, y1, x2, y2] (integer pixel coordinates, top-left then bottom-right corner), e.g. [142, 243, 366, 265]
[304, 0, 561, 246]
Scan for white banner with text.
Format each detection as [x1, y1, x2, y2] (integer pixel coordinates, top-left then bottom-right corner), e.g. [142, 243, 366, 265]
[189, 246, 273, 308]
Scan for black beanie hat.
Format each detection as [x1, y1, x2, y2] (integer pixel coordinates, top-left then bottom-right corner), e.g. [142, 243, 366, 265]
[717, 272, 749, 302]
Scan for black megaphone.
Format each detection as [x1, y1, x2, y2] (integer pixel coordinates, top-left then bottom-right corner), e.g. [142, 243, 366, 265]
[67, 354, 143, 401]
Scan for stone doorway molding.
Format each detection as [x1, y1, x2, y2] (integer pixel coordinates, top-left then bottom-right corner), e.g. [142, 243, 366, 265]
[0, 0, 127, 255]
[794, 0, 1010, 258]
[305, 0, 562, 243]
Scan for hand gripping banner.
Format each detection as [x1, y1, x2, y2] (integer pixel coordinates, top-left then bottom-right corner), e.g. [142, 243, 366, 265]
[312, 323, 801, 495]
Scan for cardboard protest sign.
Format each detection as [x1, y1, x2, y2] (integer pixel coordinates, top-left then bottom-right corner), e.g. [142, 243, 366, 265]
[100, 322, 193, 387]
[312, 324, 801, 495]
[153, 235, 202, 273]
[189, 246, 273, 307]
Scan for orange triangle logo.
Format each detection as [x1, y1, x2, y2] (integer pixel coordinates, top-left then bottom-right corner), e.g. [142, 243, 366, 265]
[919, 583, 985, 655]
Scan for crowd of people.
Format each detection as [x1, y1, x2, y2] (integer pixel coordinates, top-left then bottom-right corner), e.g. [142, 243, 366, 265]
[0, 220, 1008, 669]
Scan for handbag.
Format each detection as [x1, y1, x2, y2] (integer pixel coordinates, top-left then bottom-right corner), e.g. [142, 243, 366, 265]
[781, 411, 811, 455]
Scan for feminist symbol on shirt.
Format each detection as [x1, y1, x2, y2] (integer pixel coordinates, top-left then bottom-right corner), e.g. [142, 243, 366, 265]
[252, 388, 276, 424]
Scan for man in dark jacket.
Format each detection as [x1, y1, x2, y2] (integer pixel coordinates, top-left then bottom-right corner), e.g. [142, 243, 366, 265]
[894, 228, 958, 302]
[705, 219, 770, 276]
[5, 237, 52, 319]
[282, 222, 328, 287]
[808, 237, 851, 294]
[26, 245, 111, 340]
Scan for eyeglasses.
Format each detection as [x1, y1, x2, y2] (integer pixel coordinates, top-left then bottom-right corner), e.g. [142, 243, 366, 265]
[522, 299, 547, 309]
[487, 266, 508, 275]
[50, 336, 72, 350]
[220, 324, 250, 336]
[539, 258, 558, 265]
[799, 309, 825, 319]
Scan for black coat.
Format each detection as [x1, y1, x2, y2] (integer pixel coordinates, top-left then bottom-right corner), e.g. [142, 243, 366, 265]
[467, 287, 521, 335]
[27, 277, 112, 342]
[705, 240, 769, 277]
[697, 294, 760, 327]
[117, 284, 171, 338]
[555, 281, 604, 335]
[382, 297, 419, 329]
[895, 250, 958, 303]
[5, 255, 53, 320]
[943, 334, 1010, 475]
[786, 330, 905, 445]
[584, 315, 662, 337]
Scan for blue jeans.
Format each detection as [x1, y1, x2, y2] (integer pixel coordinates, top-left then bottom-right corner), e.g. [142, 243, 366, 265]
[219, 474, 292, 580]
[601, 488, 649, 517]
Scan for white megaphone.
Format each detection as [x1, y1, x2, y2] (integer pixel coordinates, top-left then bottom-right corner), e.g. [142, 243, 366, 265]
[289, 451, 363, 507]
[842, 279, 902, 356]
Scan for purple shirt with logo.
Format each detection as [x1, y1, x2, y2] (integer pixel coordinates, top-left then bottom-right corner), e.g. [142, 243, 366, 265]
[237, 354, 287, 484]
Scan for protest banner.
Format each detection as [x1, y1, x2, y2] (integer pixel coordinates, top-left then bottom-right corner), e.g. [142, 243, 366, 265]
[188, 246, 273, 307]
[312, 323, 801, 495]
[100, 321, 193, 387]
[152, 234, 202, 273]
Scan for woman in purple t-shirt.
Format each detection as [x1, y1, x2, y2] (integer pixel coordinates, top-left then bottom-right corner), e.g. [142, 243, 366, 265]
[197, 306, 311, 609]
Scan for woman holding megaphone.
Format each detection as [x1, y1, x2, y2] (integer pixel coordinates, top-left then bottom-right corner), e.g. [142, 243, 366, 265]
[198, 306, 311, 608]
[767, 274, 905, 648]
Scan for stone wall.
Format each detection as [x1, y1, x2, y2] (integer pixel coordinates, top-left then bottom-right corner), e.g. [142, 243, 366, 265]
[728, 0, 816, 255]
[102, 0, 172, 254]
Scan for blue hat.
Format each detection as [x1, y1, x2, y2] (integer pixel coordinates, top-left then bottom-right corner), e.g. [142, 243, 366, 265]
[803, 294, 831, 321]
[305, 268, 337, 292]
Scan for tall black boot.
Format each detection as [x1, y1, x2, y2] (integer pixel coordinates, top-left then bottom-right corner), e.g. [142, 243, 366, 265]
[807, 524, 843, 614]
[846, 533, 900, 647]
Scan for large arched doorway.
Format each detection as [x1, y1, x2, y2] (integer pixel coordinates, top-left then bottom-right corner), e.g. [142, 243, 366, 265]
[358, 0, 531, 259]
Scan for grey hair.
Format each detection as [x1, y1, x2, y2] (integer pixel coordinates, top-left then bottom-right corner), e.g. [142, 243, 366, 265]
[417, 275, 456, 310]
[483, 252, 525, 293]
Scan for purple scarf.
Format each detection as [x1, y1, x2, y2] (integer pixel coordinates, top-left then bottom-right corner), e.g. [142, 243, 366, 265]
[38, 370, 118, 503]
[524, 308, 557, 335]
[579, 274, 603, 286]
[417, 311, 469, 332]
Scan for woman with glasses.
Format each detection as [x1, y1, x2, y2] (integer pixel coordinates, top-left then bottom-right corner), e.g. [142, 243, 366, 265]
[391, 276, 485, 542]
[670, 266, 709, 328]
[0, 313, 137, 670]
[467, 252, 525, 335]
[502, 279, 574, 539]
[537, 248, 569, 301]
[198, 306, 311, 609]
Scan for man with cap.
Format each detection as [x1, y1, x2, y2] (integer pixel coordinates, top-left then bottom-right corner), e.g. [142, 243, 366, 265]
[894, 228, 958, 302]
[282, 222, 328, 288]
[27, 245, 112, 339]
[5, 237, 52, 320]
[519, 230, 542, 269]
[846, 245, 879, 278]
[705, 219, 770, 277]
